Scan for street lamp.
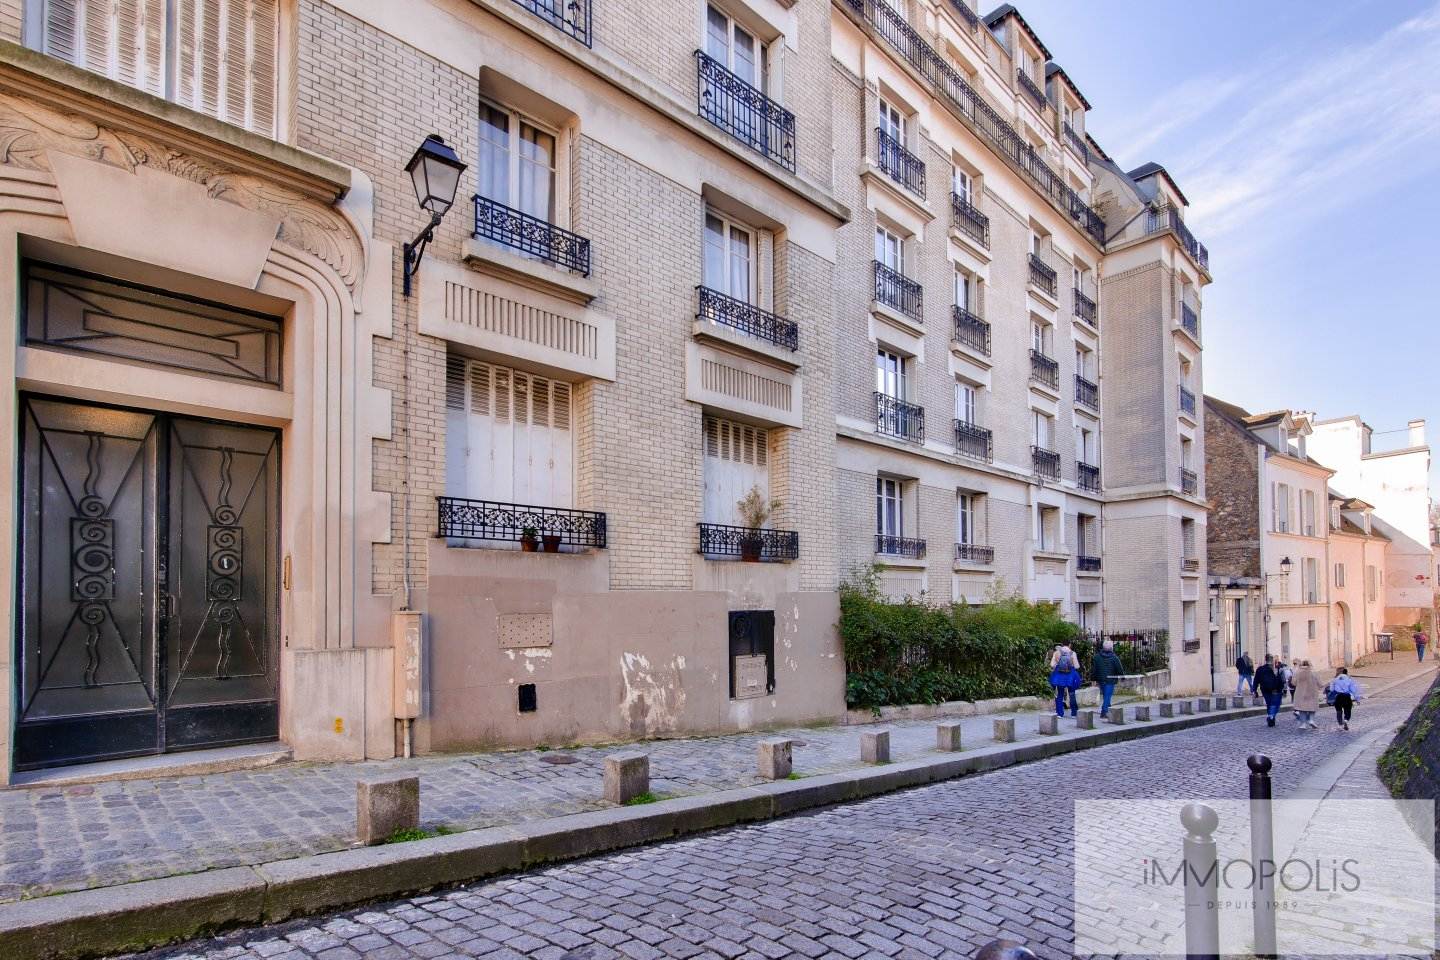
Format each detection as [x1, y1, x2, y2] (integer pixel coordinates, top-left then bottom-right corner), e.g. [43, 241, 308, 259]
[1279, 556, 1292, 577]
[1261, 557, 1294, 659]
[401, 134, 467, 297]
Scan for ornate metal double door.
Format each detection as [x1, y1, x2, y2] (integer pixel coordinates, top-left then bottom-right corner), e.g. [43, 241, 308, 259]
[15, 396, 280, 770]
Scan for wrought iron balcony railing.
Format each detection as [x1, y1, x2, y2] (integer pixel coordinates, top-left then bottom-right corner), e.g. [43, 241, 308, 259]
[511, 0, 591, 46]
[1028, 253, 1058, 297]
[1180, 467, 1198, 496]
[1146, 205, 1209, 270]
[696, 286, 799, 350]
[1074, 287, 1097, 326]
[1062, 122, 1088, 162]
[873, 260, 923, 322]
[1032, 445, 1061, 480]
[954, 418, 992, 462]
[876, 534, 926, 559]
[955, 542, 994, 564]
[838, 0, 1106, 246]
[1074, 374, 1099, 411]
[1180, 302, 1199, 339]
[474, 195, 591, 276]
[948, 0, 979, 30]
[1179, 385, 1197, 418]
[952, 305, 990, 356]
[697, 522, 799, 561]
[950, 192, 990, 248]
[1078, 462, 1100, 493]
[877, 127, 926, 197]
[1016, 68, 1047, 111]
[695, 50, 796, 173]
[876, 392, 925, 443]
[437, 496, 607, 548]
[1029, 349, 1059, 390]
[1077, 554, 1102, 573]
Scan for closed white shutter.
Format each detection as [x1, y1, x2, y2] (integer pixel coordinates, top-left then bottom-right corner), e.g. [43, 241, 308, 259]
[702, 416, 768, 525]
[41, 0, 166, 96]
[174, 0, 278, 134]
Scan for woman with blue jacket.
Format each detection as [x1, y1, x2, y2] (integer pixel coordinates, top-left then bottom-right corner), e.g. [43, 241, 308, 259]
[1049, 643, 1083, 717]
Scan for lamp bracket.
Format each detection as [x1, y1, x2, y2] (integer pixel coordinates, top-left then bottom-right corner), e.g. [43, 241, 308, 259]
[402, 211, 444, 298]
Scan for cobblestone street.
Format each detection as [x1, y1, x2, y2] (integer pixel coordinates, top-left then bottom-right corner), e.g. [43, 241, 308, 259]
[120, 668, 1435, 960]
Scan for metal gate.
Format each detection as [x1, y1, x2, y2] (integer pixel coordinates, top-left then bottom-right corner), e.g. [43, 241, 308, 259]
[15, 396, 280, 770]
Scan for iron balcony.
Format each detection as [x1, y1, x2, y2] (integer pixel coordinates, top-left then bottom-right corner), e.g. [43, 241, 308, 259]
[1030, 349, 1059, 390]
[1016, 68, 1047, 111]
[876, 127, 926, 198]
[950, 192, 990, 248]
[1078, 462, 1100, 493]
[697, 523, 799, 561]
[955, 542, 995, 564]
[437, 496, 607, 548]
[954, 418, 993, 462]
[1180, 467, 1198, 496]
[876, 534, 926, 559]
[511, 0, 591, 46]
[952, 305, 990, 356]
[1074, 374, 1099, 411]
[1063, 122, 1088, 162]
[695, 50, 796, 173]
[876, 392, 925, 443]
[1147, 205, 1210, 270]
[1179, 385, 1197, 417]
[1074, 287, 1097, 327]
[1032, 445, 1061, 480]
[1181, 302, 1199, 339]
[1077, 554, 1102, 573]
[696, 286, 799, 351]
[873, 260, 923, 322]
[1028, 253, 1057, 297]
[473, 195, 591, 276]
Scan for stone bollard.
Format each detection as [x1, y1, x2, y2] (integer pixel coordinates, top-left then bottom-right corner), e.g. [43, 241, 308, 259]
[1197, 697, 1211, 713]
[936, 721, 963, 752]
[1134, 705, 1152, 721]
[993, 717, 1016, 743]
[1159, 702, 1175, 718]
[1230, 696, 1246, 709]
[1038, 714, 1059, 735]
[1107, 707, 1126, 724]
[861, 730, 891, 764]
[357, 775, 420, 846]
[757, 738, 793, 780]
[1213, 696, 1228, 711]
[1076, 709, 1096, 729]
[1179, 700, 1194, 715]
[604, 752, 650, 804]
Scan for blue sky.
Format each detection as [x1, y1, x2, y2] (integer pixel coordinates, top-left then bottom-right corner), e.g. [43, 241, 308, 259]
[1012, 0, 1440, 481]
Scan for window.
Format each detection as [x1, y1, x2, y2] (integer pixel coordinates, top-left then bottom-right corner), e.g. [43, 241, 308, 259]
[1181, 518, 1196, 558]
[957, 494, 975, 545]
[1183, 601, 1196, 643]
[445, 356, 573, 508]
[1330, 502, 1342, 530]
[953, 166, 972, 203]
[876, 349, 906, 400]
[1031, 319, 1049, 355]
[1301, 490, 1316, 537]
[28, 0, 278, 135]
[702, 211, 754, 302]
[1075, 513, 1095, 553]
[1303, 558, 1319, 603]
[1030, 231, 1044, 256]
[955, 269, 972, 311]
[1280, 621, 1291, 660]
[706, 3, 764, 90]
[1366, 565, 1378, 601]
[955, 381, 977, 425]
[479, 100, 558, 222]
[878, 98, 905, 144]
[1077, 602, 1097, 630]
[1307, 619, 1317, 640]
[875, 226, 904, 273]
[1074, 345, 1090, 379]
[876, 477, 904, 539]
[1075, 425, 1093, 463]
[1038, 505, 1059, 551]
[1335, 563, 1346, 588]
[1032, 410, 1054, 449]
[1273, 483, 1291, 533]
[1226, 597, 1244, 663]
[1181, 436, 1193, 469]
[703, 416, 769, 526]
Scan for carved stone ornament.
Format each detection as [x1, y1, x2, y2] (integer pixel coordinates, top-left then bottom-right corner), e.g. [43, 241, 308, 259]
[0, 92, 360, 287]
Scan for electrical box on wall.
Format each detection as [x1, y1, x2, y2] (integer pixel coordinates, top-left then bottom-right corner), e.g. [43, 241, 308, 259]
[728, 610, 776, 699]
[392, 611, 424, 720]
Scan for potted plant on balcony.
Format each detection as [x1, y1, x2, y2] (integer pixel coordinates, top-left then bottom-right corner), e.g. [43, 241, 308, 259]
[736, 486, 782, 562]
[541, 531, 562, 553]
[520, 526, 540, 552]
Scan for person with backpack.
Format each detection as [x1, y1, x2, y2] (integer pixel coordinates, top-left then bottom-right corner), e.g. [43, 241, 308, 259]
[1092, 640, 1125, 715]
[1050, 642, 1082, 717]
[1282, 659, 1297, 709]
[1328, 667, 1362, 730]
[1414, 627, 1429, 663]
[1253, 654, 1286, 727]
[1235, 652, 1255, 695]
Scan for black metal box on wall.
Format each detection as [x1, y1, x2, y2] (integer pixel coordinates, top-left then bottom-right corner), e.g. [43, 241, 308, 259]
[728, 610, 776, 698]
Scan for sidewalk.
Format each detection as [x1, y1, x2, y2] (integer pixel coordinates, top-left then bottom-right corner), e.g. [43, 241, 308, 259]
[1, 661, 1432, 910]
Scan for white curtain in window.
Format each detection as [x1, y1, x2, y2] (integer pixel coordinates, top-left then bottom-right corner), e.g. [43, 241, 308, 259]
[477, 103, 511, 204]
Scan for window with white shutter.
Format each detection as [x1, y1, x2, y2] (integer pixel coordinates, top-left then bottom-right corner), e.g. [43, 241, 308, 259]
[702, 416, 768, 526]
[445, 356, 574, 508]
[29, 0, 278, 136]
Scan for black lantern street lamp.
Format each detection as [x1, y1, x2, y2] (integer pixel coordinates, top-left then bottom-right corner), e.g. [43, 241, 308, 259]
[1279, 556, 1292, 576]
[402, 134, 467, 297]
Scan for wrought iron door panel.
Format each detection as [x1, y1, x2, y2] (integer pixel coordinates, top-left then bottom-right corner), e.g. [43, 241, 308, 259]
[15, 398, 160, 769]
[164, 418, 279, 749]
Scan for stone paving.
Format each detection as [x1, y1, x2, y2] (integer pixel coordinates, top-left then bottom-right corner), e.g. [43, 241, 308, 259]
[120, 663, 1436, 960]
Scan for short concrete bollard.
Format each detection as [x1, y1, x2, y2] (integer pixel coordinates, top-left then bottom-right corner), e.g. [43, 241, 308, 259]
[936, 721, 963, 752]
[1134, 705, 1151, 721]
[1076, 709, 1096, 729]
[1179, 700, 1194, 715]
[1230, 696, 1246, 709]
[1107, 707, 1126, 724]
[1038, 714, 1059, 735]
[757, 738, 793, 780]
[357, 775, 419, 846]
[603, 752, 650, 804]
[1159, 702, 1175, 718]
[993, 717, 1016, 743]
[861, 729, 891, 764]
[1213, 696, 1228, 711]
[1197, 697, 1211, 713]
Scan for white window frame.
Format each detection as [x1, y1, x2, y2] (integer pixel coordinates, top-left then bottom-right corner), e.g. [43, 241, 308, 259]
[1031, 319, 1049, 355]
[955, 381, 977, 425]
[1032, 410, 1053, 449]
[957, 493, 975, 546]
[876, 348, 906, 400]
[954, 268, 972, 312]
[478, 97, 561, 223]
[1335, 563, 1345, 588]
[702, 209, 757, 303]
[875, 225, 904, 274]
[878, 97, 905, 144]
[705, 3, 765, 91]
[877, 477, 905, 539]
[952, 166, 972, 203]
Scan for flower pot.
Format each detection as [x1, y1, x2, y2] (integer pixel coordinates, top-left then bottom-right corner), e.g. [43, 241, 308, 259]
[740, 535, 763, 562]
[520, 537, 539, 552]
[541, 534, 562, 553]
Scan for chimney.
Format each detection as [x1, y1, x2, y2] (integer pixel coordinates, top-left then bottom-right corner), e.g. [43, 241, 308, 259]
[1409, 419, 1426, 448]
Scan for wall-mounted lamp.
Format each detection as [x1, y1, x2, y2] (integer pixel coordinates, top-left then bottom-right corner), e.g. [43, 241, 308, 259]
[402, 134, 466, 297]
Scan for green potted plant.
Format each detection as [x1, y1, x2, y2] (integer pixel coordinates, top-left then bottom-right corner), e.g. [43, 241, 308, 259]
[520, 526, 540, 552]
[736, 486, 781, 562]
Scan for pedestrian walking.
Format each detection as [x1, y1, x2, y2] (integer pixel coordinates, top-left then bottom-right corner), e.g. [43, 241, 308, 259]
[1327, 667, 1362, 731]
[1050, 642, 1082, 717]
[1254, 655, 1285, 727]
[1092, 640, 1124, 715]
[1283, 659, 1296, 711]
[1235, 651, 1255, 695]
[1413, 626, 1428, 663]
[1293, 660, 1321, 730]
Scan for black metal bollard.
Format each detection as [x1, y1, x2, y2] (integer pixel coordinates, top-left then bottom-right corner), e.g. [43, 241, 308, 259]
[973, 940, 1037, 960]
[1249, 754, 1277, 959]
[1181, 802, 1220, 960]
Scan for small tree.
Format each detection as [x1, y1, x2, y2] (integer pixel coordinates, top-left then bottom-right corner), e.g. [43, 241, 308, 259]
[736, 486, 781, 529]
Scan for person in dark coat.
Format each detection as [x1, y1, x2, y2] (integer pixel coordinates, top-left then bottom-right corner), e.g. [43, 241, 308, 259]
[1235, 652, 1255, 695]
[1253, 654, 1286, 726]
[1093, 640, 1125, 715]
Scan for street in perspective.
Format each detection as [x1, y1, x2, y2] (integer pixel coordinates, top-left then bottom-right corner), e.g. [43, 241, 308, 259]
[0, 0, 1438, 958]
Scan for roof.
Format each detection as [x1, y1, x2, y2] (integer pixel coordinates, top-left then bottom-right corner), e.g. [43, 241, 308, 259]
[1126, 161, 1191, 207]
[1085, 132, 1112, 163]
[1044, 62, 1092, 110]
[1204, 395, 1335, 472]
[983, 4, 1053, 61]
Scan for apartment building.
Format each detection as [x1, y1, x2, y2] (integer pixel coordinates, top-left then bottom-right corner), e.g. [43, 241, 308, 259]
[831, 0, 1212, 691]
[0, 0, 852, 782]
[1326, 493, 1388, 664]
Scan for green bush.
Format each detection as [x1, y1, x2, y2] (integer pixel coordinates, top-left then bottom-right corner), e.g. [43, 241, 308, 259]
[841, 571, 1088, 710]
